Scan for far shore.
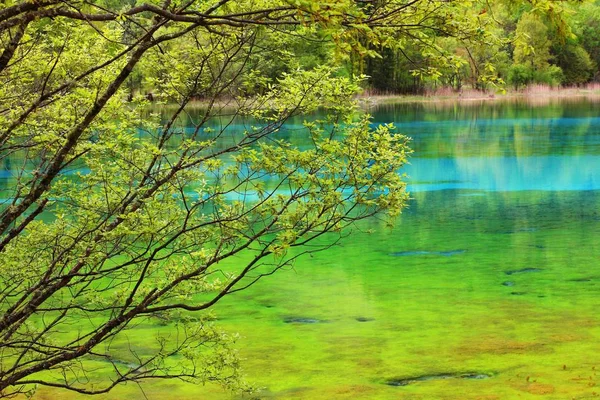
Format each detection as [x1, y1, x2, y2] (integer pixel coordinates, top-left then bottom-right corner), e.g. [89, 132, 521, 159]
[151, 84, 600, 111]
[357, 85, 600, 107]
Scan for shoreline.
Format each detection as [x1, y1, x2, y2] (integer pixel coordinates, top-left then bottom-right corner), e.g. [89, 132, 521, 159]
[151, 86, 600, 112]
[357, 86, 600, 106]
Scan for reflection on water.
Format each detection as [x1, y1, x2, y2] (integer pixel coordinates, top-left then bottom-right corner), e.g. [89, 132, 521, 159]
[407, 155, 600, 191]
[366, 99, 600, 193]
[22, 97, 600, 399]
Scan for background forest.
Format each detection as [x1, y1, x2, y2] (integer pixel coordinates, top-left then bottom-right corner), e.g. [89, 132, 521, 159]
[355, 0, 600, 93]
[130, 0, 600, 97]
[362, 0, 600, 94]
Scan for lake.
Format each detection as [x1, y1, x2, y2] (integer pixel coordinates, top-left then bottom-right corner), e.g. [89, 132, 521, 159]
[33, 97, 600, 399]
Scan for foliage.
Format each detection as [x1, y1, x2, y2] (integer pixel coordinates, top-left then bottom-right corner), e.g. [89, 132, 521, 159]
[351, 0, 599, 93]
[513, 12, 553, 71]
[0, 0, 419, 397]
[535, 64, 564, 86]
[508, 64, 533, 88]
[554, 44, 594, 85]
[574, 2, 600, 77]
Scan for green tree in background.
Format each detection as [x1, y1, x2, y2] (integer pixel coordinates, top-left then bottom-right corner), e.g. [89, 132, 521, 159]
[568, 1, 600, 81]
[513, 12, 556, 81]
[354, 0, 598, 94]
[554, 43, 595, 85]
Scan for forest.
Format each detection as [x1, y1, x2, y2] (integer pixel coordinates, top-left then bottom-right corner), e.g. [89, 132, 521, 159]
[360, 0, 600, 93]
[119, 0, 600, 98]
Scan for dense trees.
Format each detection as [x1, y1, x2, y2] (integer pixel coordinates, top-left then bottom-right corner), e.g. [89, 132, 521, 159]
[355, 0, 600, 93]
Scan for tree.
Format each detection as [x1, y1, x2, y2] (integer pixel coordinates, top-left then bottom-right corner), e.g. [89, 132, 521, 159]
[508, 63, 534, 88]
[0, 1, 421, 397]
[554, 43, 595, 85]
[347, 0, 506, 94]
[513, 12, 553, 72]
[568, 1, 600, 81]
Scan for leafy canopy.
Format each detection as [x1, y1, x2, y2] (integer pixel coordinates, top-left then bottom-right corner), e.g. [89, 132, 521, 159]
[0, 0, 419, 397]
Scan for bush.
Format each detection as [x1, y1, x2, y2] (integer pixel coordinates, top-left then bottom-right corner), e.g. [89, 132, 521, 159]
[508, 64, 533, 89]
[555, 45, 595, 85]
[534, 65, 564, 87]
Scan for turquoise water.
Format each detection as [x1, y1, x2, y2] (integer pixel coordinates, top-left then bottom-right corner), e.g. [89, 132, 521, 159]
[374, 101, 600, 192]
[29, 98, 600, 399]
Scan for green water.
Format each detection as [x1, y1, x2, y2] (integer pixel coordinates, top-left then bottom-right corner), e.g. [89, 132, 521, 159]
[33, 98, 600, 399]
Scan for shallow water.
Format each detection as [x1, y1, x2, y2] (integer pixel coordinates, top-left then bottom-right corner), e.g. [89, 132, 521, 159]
[29, 98, 600, 399]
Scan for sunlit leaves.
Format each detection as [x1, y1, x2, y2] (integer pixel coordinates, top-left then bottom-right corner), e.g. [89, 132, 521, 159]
[0, 1, 418, 396]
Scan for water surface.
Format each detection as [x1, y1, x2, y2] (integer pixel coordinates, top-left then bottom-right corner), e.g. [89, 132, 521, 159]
[32, 98, 600, 399]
